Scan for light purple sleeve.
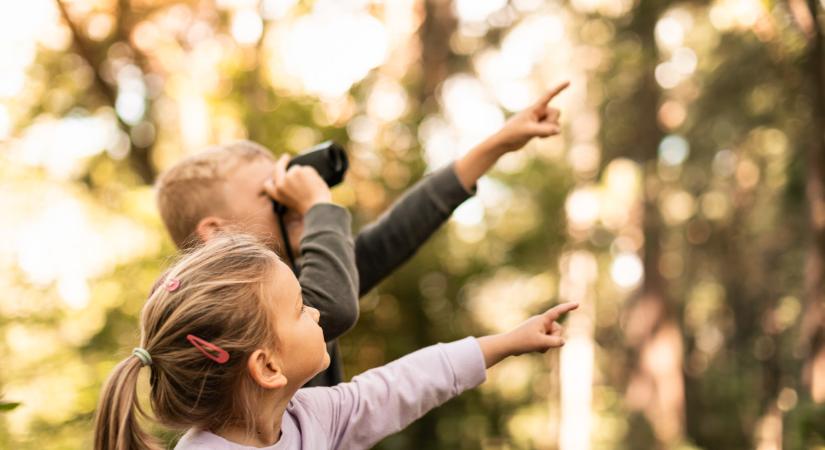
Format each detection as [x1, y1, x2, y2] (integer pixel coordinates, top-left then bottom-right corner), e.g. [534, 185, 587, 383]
[293, 337, 487, 450]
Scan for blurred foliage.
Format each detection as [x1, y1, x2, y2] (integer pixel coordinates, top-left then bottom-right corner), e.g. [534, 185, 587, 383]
[0, 402, 21, 412]
[1, 0, 824, 449]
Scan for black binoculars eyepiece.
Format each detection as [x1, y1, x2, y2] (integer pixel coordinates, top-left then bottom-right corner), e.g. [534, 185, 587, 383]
[288, 141, 348, 188]
[272, 141, 348, 215]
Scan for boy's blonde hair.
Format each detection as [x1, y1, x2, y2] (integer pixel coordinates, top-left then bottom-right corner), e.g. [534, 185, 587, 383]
[155, 141, 274, 248]
[94, 234, 281, 450]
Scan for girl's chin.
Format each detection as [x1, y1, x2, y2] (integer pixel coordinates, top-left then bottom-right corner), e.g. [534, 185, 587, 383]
[320, 350, 331, 370]
[305, 353, 331, 383]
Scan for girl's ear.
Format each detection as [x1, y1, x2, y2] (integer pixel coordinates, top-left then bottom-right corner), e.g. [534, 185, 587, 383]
[195, 216, 226, 242]
[247, 349, 288, 390]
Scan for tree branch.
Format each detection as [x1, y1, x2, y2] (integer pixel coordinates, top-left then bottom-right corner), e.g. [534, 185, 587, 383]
[55, 0, 118, 106]
[55, 0, 157, 184]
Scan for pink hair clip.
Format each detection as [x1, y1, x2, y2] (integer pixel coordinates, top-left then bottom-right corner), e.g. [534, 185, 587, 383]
[165, 278, 181, 292]
[186, 334, 229, 364]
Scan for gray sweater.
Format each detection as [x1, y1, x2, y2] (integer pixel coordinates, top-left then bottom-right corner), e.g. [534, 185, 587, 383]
[302, 164, 473, 386]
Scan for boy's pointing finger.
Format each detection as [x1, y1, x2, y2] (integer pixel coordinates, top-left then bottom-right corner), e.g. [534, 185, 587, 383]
[534, 81, 570, 108]
[544, 302, 579, 322]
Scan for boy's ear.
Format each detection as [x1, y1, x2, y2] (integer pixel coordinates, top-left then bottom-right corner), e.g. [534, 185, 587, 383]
[195, 216, 226, 242]
[247, 349, 288, 390]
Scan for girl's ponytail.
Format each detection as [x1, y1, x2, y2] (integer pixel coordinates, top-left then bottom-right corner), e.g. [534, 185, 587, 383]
[93, 355, 157, 450]
[92, 235, 283, 447]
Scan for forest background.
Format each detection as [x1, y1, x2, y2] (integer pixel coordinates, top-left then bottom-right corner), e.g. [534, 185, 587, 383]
[1, 0, 824, 449]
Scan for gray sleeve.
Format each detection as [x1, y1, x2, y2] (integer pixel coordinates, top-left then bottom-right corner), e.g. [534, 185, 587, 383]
[355, 163, 474, 295]
[299, 203, 359, 342]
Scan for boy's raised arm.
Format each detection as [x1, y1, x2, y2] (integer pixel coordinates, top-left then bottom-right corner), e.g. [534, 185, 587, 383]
[266, 155, 359, 341]
[453, 81, 569, 191]
[355, 82, 569, 295]
[299, 204, 359, 340]
[355, 163, 471, 295]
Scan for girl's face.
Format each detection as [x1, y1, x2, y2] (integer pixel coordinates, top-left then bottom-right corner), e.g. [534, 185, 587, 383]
[268, 259, 329, 385]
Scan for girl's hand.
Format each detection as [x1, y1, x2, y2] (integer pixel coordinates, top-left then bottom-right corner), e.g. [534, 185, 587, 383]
[491, 81, 569, 154]
[265, 155, 333, 215]
[477, 302, 578, 368]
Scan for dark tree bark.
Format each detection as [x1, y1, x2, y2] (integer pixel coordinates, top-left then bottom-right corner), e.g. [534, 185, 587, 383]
[799, 0, 825, 403]
[418, 0, 457, 113]
[620, 1, 686, 447]
[56, 0, 158, 184]
[388, 1, 458, 448]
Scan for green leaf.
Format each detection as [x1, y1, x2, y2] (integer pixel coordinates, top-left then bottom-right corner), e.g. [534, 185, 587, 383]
[0, 401, 21, 411]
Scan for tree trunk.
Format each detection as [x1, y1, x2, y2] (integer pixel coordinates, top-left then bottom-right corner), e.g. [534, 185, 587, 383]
[801, 0, 825, 404]
[622, 1, 686, 447]
[405, 1, 457, 447]
[56, 0, 157, 184]
[418, 0, 456, 113]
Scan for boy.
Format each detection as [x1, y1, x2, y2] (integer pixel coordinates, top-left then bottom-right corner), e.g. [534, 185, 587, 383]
[155, 82, 568, 386]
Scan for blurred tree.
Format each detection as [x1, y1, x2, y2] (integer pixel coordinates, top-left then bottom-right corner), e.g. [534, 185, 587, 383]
[56, 0, 160, 183]
[4, 1, 825, 449]
[597, 1, 687, 447]
[680, 30, 797, 446]
[796, 0, 825, 407]
[369, 2, 459, 448]
[419, 0, 457, 111]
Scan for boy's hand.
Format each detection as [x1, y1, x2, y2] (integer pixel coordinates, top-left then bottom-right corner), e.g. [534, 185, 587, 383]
[477, 302, 578, 368]
[265, 155, 333, 215]
[491, 81, 569, 154]
[453, 81, 569, 191]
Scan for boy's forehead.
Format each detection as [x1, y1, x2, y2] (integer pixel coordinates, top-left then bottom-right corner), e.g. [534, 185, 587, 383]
[167, 149, 272, 181]
[225, 156, 276, 185]
[224, 150, 274, 171]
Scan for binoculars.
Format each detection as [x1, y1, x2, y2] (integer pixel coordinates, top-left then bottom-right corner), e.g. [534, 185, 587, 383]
[272, 141, 348, 272]
[271, 141, 349, 215]
[288, 141, 348, 188]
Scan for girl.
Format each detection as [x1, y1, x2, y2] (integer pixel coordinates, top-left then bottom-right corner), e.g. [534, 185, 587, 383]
[94, 234, 577, 449]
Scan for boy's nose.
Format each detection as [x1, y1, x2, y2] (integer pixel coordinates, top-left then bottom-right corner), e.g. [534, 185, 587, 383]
[309, 306, 320, 322]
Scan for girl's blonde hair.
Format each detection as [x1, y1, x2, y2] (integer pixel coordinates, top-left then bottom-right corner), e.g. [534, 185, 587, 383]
[94, 234, 280, 450]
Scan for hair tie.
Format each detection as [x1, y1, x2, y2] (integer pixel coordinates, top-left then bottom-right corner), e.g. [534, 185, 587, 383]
[186, 334, 229, 364]
[132, 347, 152, 366]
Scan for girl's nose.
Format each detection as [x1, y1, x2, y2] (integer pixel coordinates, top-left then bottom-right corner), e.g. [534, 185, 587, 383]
[309, 306, 320, 322]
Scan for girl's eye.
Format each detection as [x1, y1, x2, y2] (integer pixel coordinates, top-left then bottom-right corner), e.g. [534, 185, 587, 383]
[301, 305, 308, 313]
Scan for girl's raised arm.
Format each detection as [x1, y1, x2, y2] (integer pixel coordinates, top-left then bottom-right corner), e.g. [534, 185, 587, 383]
[293, 301, 578, 449]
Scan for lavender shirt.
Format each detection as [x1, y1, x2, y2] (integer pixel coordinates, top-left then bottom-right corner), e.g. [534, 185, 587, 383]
[175, 338, 486, 450]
